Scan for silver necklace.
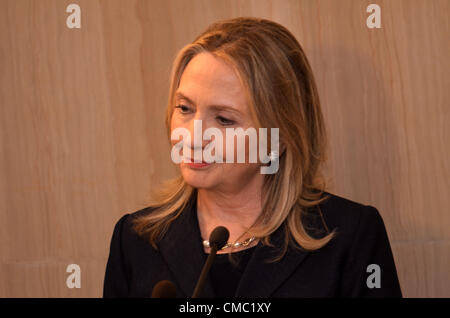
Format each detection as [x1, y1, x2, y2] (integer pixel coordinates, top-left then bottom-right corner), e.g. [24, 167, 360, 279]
[202, 236, 256, 250]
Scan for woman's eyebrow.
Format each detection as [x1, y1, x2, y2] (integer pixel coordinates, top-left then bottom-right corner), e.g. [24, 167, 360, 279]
[175, 91, 243, 115]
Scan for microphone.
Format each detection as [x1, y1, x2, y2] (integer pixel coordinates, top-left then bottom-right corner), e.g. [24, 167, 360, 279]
[151, 280, 177, 298]
[192, 226, 229, 298]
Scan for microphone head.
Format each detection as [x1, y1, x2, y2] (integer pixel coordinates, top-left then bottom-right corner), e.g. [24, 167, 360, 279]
[209, 226, 230, 250]
[151, 280, 177, 298]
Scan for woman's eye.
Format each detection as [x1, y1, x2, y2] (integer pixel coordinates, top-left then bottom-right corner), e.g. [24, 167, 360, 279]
[175, 105, 191, 113]
[217, 116, 235, 126]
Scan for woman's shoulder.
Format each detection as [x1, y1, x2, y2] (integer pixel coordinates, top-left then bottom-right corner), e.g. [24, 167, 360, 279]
[128, 205, 159, 220]
[312, 191, 387, 241]
[109, 206, 160, 243]
[319, 190, 377, 211]
[311, 192, 401, 297]
[320, 190, 382, 214]
[305, 191, 384, 241]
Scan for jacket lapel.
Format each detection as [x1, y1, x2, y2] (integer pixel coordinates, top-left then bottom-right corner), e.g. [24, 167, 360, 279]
[157, 195, 216, 298]
[235, 224, 310, 297]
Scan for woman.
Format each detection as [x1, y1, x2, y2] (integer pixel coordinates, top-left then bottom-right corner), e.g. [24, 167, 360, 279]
[103, 17, 402, 298]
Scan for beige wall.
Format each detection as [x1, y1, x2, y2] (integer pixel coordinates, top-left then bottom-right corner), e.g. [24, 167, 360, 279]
[0, 0, 448, 297]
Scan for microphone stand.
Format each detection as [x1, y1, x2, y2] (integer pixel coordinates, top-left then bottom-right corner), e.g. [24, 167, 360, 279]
[192, 244, 218, 298]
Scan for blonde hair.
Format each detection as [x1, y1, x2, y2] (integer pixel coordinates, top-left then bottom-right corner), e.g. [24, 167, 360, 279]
[132, 17, 336, 261]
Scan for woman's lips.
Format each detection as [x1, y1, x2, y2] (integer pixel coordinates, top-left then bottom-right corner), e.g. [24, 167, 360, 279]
[183, 158, 213, 168]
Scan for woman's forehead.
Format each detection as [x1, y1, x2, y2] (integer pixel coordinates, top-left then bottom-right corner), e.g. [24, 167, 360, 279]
[177, 52, 250, 115]
[180, 53, 242, 93]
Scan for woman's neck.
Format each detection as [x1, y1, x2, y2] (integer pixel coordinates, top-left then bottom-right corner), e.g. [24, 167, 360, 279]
[196, 174, 264, 253]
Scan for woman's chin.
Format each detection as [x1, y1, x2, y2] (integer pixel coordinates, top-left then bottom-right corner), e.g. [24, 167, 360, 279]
[183, 178, 215, 190]
[181, 167, 217, 189]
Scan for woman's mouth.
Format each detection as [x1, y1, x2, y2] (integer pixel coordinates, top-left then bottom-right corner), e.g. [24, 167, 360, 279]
[182, 157, 213, 169]
[185, 161, 212, 168]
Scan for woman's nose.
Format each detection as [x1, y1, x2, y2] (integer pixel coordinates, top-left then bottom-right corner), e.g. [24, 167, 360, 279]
[185, 118, 213, 149]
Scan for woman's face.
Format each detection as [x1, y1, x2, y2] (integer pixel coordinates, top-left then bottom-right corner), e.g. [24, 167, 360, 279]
[170, 52, 263, 193]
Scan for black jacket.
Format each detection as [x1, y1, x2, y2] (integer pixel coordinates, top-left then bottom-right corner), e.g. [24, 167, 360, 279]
[103, 191, 402, 297]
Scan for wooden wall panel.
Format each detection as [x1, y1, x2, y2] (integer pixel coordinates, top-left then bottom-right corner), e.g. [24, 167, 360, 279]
[0, 0, 448, 297]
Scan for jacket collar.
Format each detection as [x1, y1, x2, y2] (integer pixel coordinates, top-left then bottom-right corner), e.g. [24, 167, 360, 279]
[157, 194, 310, 298]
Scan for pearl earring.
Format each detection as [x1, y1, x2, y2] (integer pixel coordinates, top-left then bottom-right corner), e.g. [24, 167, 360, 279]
[269, 151, 279, 162]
